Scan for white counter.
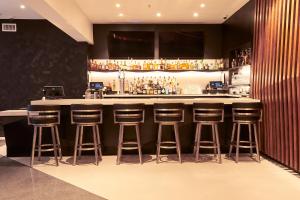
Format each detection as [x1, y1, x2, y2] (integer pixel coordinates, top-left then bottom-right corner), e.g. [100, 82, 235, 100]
[31, 97, 260, 106]
[0, 110, 27, 117]
[103, 94, 239, 98]
[0, 97, 260, 117]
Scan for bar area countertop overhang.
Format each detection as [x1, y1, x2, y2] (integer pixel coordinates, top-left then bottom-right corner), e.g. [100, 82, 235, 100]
[30, 96, 260, 106]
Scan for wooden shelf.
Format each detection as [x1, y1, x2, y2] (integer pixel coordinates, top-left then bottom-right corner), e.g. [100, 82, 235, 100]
[228, 65, 251, 70]
[88, 69, 228, 72]
[228, 84, 251, 88]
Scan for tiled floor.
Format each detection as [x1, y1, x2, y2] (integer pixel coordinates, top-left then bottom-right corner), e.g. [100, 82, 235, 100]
[1, 139, 300, 200]
[0, 156, 107, 200]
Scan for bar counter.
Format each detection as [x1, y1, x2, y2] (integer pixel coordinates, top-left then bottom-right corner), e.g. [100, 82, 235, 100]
[31, 96, 259, 106]
[1, 96, 260, 157]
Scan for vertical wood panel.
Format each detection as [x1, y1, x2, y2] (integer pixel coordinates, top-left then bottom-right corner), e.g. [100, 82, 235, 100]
[252, 0, 300, 173]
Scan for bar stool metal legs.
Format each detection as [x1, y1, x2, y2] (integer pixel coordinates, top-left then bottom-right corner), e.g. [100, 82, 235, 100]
[156, 123, 182, 163]
[30, 125, 61, 167]
[195, 123, 221, 163]
[30, 127, 37, 167]
[73, 125, 101, 166]
[117, 124, 143, 165]
[228, 122, 260, 163]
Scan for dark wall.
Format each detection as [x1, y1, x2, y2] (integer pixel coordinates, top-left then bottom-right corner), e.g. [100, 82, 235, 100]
[0, 20, 88, 110]
[222, 0, 255, 62]
[90, 24, 223, 59]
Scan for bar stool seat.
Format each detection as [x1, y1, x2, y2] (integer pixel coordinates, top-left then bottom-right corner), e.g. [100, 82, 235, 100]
[113, 104, 145, 165]
[193, 103, 224, 163]
[154, 103, 184, 163]
[71, 104, 103, 165]
[28, 105, 62, 167]
[229, 102, 262, 163]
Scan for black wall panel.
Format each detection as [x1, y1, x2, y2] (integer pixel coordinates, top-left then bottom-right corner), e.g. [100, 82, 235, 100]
[222, 0, 255, 64]
[0, 20, 88, 110]
[90, 24, 223, 59]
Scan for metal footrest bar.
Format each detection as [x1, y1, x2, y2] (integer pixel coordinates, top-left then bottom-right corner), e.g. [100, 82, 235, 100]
[199, 145, 217, 149]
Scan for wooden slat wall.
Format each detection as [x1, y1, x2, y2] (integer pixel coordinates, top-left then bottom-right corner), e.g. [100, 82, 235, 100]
[252, 0, 300, 172]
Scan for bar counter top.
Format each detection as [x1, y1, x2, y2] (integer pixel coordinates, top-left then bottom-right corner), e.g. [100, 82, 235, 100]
[31, 97, 259, 106]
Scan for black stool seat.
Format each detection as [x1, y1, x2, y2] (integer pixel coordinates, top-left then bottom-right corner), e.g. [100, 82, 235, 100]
[71, 104, 103, 165]
[27, 105, 62, 167]
[154, 103, 184, 122]
[193, 103, 224, 122]
[193, 103, 224, 163]
[229, 102, 262, 163]
[71, 104, 103, 124]
[232, 102, 262, 123]
[113, 104, 145, 165]
[113, 104, 144, 123]
[154, 103, 184, 163]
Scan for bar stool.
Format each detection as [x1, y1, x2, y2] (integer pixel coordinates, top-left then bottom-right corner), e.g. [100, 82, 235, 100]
[113, 104, 144, 165]
[71, 104, 103, 165]
[27, 105, 62, 167]
[229, 102, 262, 163]
[193, 103, 224, 163]
[154, 103, 184, 163]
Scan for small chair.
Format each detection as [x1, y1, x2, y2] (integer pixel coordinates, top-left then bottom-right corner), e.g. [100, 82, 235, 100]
[154, 103, 184, 163]
[113, 104, 145, 165]
[229, 102, 262, 163]
[27, 105, 62, 167]
[193, 103, 224, 163]
[71, 104, 103, 165]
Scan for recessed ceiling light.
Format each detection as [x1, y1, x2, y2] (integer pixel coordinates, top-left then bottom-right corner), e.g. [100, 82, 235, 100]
[200, 3, 206, 8]
[115, 3, 121, 8]
[118, 13, 124, 17]
[156, 12, 161, 17]
[193, 12, 199, 17]
[20, 4, 26, 9]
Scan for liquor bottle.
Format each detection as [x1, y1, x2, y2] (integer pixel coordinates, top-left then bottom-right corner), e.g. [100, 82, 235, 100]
[124, 80, 129, 93]
[197, 60, 203, 70]
[161, 86, 166, 95]
[143, 60, 147, 70]
[176, 83, 181, 94]
[176, 59, 180, 70]
[112, 79, 116, 91]
[160, 58, 164, 70]
[150, 60, 154, 70]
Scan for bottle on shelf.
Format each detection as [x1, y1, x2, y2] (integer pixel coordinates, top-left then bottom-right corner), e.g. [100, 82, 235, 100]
[112, 79, 116, 91]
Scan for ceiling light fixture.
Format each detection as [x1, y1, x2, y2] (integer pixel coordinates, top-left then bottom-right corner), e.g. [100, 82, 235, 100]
[20, 4, 26, 9]
[193, 12, 199, 17]
[118, 13, 124, 17]
[200, 3, 206, 8]
[115, 3, 121, 8]
[156, 12, 161, 17]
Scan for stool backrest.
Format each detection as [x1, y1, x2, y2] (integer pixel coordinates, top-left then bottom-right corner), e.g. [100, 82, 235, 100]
[71, 104, 103, 124]
[193, 103, 224, 123]
[154, 103, 184, 123]
[232, 102, 262, 123]
[27, 105, 60, 126]
[113, 104, 145, 124]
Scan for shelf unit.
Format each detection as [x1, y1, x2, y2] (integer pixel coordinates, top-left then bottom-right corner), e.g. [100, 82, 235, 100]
[88, 69, 228, 73]
[228, 84, 251, 88]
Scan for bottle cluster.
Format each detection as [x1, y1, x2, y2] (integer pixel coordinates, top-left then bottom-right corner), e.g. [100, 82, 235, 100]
[231, 48, 252, 68]
[116, 76, 182, 95]
[89, 59, 224, 71]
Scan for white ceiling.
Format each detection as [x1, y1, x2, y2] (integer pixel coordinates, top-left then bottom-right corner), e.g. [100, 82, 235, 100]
[0, 0, 41, 19]
[75, 0, 250, 24]
[0, 0, 249, 24]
